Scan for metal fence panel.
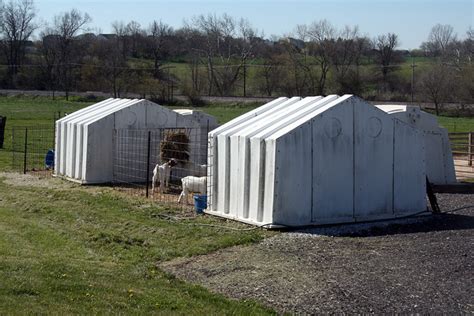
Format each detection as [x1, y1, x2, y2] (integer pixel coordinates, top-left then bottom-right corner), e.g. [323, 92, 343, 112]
[112, 127, 211, 212]
[11, 126, 56, 176]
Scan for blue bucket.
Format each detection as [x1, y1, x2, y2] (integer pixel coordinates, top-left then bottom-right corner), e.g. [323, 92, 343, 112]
[193, 194, 207, 214]
[45, 149, 55, 169]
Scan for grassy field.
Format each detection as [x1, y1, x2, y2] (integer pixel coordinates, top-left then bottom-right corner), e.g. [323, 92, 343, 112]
[437, 116, 474, 133]
[0, 96, 93, 171]
[0, 174, 274, 314]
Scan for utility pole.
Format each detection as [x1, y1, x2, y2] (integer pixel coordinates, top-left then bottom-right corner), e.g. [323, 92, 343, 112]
[411, 57, 417, 103]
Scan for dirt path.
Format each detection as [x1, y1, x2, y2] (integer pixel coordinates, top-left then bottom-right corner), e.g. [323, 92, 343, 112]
[162, 194, 474, 314]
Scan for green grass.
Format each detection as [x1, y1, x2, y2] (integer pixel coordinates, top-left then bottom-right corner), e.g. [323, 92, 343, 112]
[0, 176, 275, 314]
[0, 95, 95, 172]
[437, 116, 474, 133]
[0, 95, 93, 127]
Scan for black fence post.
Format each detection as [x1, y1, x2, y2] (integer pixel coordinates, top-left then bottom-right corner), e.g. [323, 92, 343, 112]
[11, 127, 14, 170]
[23, 128, 28, 174]
[145, 130, 151, 198]
[0, 115, 6, 149]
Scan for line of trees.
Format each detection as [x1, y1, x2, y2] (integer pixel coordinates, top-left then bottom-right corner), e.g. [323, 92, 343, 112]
[0, 0, 472, 110]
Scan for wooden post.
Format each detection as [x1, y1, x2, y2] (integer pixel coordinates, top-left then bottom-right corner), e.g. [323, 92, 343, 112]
[426, 178, 441, 213]
[469, 132, 473, 167]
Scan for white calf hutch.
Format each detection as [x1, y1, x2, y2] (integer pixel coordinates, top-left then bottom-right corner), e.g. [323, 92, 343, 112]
[55, 98, 217, 184]
[207, 95, 440, 227]
[376, 104, 456, 185]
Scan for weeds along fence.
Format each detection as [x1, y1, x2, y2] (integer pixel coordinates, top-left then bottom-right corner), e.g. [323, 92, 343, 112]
[449, 132, 474, 180]
[112, 127, 212, 211]
[11, 126, 56, 176]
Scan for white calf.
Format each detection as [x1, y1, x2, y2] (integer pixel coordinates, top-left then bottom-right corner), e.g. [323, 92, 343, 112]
[178, 176, 207, 203]
[152, 158, 177, 194]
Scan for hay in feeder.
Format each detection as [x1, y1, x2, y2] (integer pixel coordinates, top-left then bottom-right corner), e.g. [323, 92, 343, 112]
[160, 129, 190, 163]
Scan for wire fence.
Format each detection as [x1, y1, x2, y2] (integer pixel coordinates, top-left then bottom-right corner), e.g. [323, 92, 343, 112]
[112, 127, 211, 212]
[11, 126, 56, 177]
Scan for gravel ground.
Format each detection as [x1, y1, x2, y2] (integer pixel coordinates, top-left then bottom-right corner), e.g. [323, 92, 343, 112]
[162, 193, 474, 314]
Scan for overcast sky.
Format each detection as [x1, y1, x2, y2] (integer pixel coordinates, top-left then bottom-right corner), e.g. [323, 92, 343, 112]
[33, 0, 473, 49]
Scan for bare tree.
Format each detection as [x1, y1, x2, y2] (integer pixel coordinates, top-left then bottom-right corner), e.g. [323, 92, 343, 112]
[111, 20, 128, 58]
[0, 0, 37, 87]
[49, 9, 91, 99]
[466, 27, 474, 56]
[98, 38, 128, 97]
[456, 64, 474, 111]
[306, 19, 336, 95]
[457, 27, 474, 64]
[126, 20, 143, 58]
[189, 13, 257, 96]
[374, 33, 399, 86]
[420, 63, 454, 115]
[279, 42, 309, 95]
[148, 20, 172, 79]
[421, 24, 457, 57]
[255, 54, 283, 96]
[329, 26, 371, 93]
[38, 30, 60, 98]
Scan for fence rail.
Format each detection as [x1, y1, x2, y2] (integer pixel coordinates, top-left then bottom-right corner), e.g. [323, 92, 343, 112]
[449, 132, 474, 180]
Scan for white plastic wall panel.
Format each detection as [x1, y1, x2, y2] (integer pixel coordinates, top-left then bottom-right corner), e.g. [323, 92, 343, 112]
[262, 96, 351, 225]
[73, 99, 138, 178]
[311, 99, 355, 224]
[424, 131, 449, 184]
[214, 97, 301, 214]
[376, 105, 439, 132]
[393, 119, 426, 214]
[354, 100, 394, 220]
[207, 97, 288, 211]
[247, 95, 342, 224]
[77, 99, 143, 182]
[63, 99, 134, 177]
[227, 96, 320, 218]
[271, 125, 313, 225]
[82, 116, 115, 183]
[73, 99, 140, 180]
[55, 98, 112, 174]
[65, 99, 135, 178]
[440, 128, 457, 183]
[55, 98, 115, 175]
[377, 104, 456, 184]
[82, 100, 149, 183]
